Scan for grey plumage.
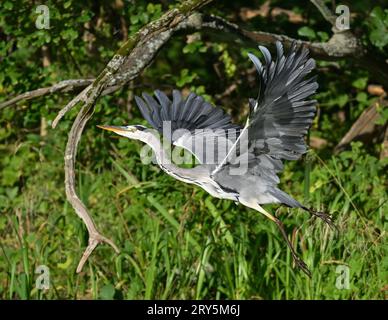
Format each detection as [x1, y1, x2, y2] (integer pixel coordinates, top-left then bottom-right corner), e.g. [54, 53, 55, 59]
[100, 41, 335, 277]
[135, 90, 238, 136]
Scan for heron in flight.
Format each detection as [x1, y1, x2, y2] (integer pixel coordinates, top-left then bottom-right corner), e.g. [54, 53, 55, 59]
[98, 41, 334, 277]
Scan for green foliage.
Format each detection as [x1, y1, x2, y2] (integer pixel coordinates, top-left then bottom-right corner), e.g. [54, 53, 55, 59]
[0, 0, 386, 300]
[298, 26, 316, 40]
[376, 104, 388, 125]
[175, 69, 198, 87]
[367, 7, 388, 49]
[183, 39, 208, 54]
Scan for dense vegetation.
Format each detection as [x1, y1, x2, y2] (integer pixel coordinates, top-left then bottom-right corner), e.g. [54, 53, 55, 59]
[0, 0, 387, 299]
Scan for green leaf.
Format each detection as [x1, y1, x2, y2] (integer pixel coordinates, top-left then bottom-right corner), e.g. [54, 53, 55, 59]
[57, 256, 73, 270]
[4, 1, 13, 10]
[183, 42, 198, 54]
[356, 92, 368, 103]
[99, 284, 115, 300]
[375, 106, 388, 125]
[317, 31, 329, 42]
[64, 1, 72, 9]
[370, 29, 388, 48]
[140, 12, 149, 23]
[368, 7, 388, 48]
[6, 187, 19, 200]
[352, 77, 368, 89]
[176, 69, 197, 87]
[2, 168, 20, 186]
[60, 29, 78, 41]
[147, 3, 155, 14]
[183, 41, 206, 54]
[298, 26, 316, 40]
[220, 49, 236, 78]
[130, 15, 139, 24]
[45, 33, 51, 43]
[329, 93, 349, 108]
[370, 6, 385, 21]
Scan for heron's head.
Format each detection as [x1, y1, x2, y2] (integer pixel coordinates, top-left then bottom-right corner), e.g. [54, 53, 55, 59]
[97, 124, 148, 141]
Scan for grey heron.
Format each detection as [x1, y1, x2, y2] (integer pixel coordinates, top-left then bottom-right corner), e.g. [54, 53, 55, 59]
[98, 41, 334, 277]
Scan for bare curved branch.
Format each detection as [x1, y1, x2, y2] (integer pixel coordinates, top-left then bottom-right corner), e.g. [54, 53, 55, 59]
[198, 14, 361, 59]
[60, 0, 213, 273]
[0, 79, 93, 110]
[310, 0, 338, 29]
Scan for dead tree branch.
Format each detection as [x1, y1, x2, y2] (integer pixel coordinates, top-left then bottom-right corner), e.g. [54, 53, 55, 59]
[198, 14, 361, 59]
[0, 79, 94, 110]
[310, 0, 338, 29]
[59, 0, 213, 273]
[334, 97, 387, 153]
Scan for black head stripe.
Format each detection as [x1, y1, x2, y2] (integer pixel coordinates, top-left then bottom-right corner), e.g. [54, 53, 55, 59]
[134, 125, 146, 131]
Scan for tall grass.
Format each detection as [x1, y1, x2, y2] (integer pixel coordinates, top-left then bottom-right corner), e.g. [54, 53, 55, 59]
[0, 140, 386, 299]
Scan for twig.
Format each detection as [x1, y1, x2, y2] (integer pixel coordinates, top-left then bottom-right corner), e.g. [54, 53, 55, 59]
[52, 85, 92, 129]
[0, 79, 93, 110]
[310, 0, 338, 28]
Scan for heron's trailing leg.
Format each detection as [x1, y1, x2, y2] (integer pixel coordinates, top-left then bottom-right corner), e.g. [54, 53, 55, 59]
[273, 218, 311, 277]
[254, 203, 312, 277]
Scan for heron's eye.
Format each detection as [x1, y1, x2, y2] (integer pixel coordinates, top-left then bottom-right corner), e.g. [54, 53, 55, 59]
[134, 125, 146, 131]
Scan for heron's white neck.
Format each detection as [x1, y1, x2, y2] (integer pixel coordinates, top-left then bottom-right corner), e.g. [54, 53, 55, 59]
[142, 133, 201, 183]
[140, 133, 236, 201]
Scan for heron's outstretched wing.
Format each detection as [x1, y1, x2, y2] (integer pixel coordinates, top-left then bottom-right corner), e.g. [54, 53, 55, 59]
[212, 41, 318, 179]
[135, 90, 240, 163]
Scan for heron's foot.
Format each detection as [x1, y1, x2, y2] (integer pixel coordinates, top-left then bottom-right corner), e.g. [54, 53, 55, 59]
[291, 251, 312, 278]
[303, 206, 338, 233]
[313, 211, 333, 225]
[312, 211, 339, 234]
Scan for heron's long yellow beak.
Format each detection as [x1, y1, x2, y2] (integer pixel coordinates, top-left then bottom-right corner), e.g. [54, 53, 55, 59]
[97, 125, 129, 133]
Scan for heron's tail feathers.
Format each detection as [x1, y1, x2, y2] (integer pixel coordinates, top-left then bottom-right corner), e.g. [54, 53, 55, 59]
[269, 188, 303, 208]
